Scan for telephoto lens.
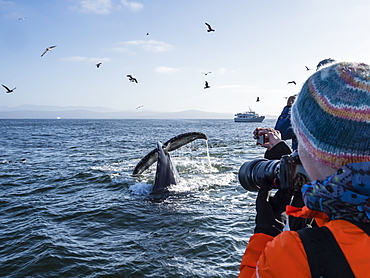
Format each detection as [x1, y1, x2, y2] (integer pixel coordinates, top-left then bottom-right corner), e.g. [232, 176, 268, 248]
[238, 159, 280, 191]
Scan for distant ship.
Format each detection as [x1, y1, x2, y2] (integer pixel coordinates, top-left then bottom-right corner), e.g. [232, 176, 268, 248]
[234, 109, 265, 122]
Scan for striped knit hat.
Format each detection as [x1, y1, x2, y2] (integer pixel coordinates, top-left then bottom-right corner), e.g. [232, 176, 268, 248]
[291, 62, 370, 169]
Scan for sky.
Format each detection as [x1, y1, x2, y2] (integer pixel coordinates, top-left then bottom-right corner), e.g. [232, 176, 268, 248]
[2, 0, 370, 116]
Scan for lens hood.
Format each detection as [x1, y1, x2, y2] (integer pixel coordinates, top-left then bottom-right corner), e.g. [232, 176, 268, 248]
[238, 159, 267, 192]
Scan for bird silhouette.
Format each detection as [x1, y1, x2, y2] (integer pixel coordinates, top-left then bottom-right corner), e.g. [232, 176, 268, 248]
[256, 97, 260, 102]
[127, 75, 138, 83]
[146, 32, 149, 36]
[316, 58, 336, 71]
[305, 66, 312, 71]
[18, 17, 27, 20]
[204, 81, 210, 89]
[2, 84, 16, 93]
[201, 71, 212, 76]
[287, 81, 296, 85]
[41, 45, 56, 57]
[205, 23, 215, 32]
[136, 105, 144, 110]
[96, 63, 102, 68]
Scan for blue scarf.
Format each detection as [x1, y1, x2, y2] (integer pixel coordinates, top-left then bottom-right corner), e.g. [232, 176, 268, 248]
[302, 162, 370, 223]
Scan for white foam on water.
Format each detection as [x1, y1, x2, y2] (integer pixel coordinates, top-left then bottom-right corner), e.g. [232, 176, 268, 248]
[128, 182, 154, 195]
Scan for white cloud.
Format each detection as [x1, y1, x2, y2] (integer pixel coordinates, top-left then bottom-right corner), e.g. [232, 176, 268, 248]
[116, 40, 173, 53]
[120, 0, 143, 12]
[71, 0, 112, 15]
[155, 66, 179, 74]
[61, 56, 111, 63]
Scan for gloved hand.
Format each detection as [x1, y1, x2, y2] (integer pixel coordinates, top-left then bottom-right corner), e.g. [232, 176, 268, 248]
[254, 185, 292, 237]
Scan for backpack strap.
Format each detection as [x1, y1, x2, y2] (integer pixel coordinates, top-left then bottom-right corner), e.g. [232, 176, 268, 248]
[297, 226, 355, 278]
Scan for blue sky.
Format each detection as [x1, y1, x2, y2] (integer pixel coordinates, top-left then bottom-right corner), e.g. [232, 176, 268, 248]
[2, 0, 370, 116]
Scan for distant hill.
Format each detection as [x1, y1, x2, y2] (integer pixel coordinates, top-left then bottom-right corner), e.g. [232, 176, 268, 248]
[0, 105, 277, 120]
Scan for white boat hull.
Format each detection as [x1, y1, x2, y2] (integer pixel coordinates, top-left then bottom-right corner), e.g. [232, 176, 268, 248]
[234, 117, 265, 122]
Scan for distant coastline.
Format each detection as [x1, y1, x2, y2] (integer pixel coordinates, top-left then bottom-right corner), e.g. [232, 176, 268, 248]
[0, 105, 278, 120]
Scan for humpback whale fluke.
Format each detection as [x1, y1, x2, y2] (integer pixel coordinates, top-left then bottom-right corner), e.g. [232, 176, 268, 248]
[133, 132, 208, 175]
[133, 132, 208, 196]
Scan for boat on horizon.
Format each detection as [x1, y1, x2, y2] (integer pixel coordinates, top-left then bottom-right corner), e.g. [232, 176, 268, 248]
[234, 109, 265, 122]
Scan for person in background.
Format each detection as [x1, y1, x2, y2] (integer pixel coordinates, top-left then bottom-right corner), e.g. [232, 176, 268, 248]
[274, 94, 297, 150]
[239, 62, 370, 278]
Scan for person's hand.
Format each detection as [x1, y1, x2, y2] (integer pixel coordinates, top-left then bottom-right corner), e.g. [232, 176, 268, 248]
[253, 128, 282, 150]
[287, 95, 297, 107]
[254, 185, 293, 237]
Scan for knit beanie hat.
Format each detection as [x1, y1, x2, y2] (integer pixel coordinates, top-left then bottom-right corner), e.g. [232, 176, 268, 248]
[291, 62, 370, 169]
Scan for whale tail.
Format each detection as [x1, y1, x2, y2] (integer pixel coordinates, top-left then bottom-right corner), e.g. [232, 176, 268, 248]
[133, 132, 208, 175]
[151, 141, 180, 194]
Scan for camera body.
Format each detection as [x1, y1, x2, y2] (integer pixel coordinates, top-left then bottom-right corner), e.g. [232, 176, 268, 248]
[256, 135, 266, 145]
[238, 150, 310, 192]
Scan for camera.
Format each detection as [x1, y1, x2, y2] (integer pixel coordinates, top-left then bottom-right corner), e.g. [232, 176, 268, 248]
[238, 150, 310, 192]
[256, 134, 266, 145]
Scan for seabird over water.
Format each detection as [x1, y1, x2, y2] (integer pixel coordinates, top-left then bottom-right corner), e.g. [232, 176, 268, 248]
[204, 81, 210, 89]
[316, 58, 336, 71]
[41, 45, 57, 57]
[96, 63, 102, 68]
[2, 84, 16, 93]
[127, 75, 138, 83]
[205, 23, 215, 32]
[201, 71, 212, 76]
[287, 81, 296, 85]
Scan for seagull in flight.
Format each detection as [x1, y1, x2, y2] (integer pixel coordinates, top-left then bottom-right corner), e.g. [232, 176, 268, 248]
[127, 75, 138, 83]
[96, 63, 102, 68]
[41, 45, 57, 57]
[18, 17, 27, 21]
[287, 81, 296, 85]
[256, 97, 260, 102]
[2, 84, 16, 93]
[205, 23, 215, 32]
[305, 66, 312, 71]
[136, 105, 144, 110]
[201, 71, 212, 76]
[316, 58, 336, 71]
[204, 81, 210, 89]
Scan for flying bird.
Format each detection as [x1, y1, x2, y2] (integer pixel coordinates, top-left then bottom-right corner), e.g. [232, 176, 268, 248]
[2, 84, 16, 93]
[41, 45, 57, 57]
[127, 75, 138, 83]
[136, 105, 144, 110]
[256, 97, 260, 102]
[305, 66, 312, 71]
[205, 22, 215, 32]
[146, 32, 149, 36]
[96, 63, 102, 68]
[316, 58, 336, 71]
[201, 71, 212, 76]
[18, 17, 27, 21]
[287, 81, 296, 85]
[204, 81, 210, 89]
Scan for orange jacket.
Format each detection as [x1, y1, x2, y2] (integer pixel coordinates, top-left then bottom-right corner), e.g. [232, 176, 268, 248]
[239, 219, 370, 278]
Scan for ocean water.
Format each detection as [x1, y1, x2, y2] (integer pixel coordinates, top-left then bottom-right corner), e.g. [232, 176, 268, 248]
[0, 119, 275, 278]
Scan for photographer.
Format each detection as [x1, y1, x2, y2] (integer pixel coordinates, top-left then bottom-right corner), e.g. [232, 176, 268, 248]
[253, 127, 315, 232]
[239, 62, 370, 278]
